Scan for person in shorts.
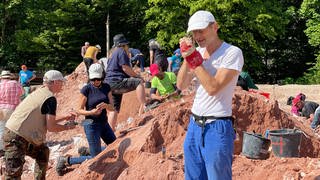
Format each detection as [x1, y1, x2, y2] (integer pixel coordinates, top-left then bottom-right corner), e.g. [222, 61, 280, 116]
[104, 34, 147, 131]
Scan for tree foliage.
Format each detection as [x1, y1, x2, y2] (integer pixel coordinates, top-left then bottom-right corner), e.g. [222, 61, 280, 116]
[0, 0, 319, 84]
[297, 0, 320, 84]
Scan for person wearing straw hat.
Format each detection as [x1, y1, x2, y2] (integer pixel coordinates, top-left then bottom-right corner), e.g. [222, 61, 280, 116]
[0, 70, 24, 156]
[3, 70, 76, 180]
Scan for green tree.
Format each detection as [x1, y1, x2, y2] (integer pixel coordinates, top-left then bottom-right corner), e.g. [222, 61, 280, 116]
[298, 0, 320, 83]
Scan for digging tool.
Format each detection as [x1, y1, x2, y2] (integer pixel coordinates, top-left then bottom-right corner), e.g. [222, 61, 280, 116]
[119, 126, 142, 136]
[64, 119, 93, 127]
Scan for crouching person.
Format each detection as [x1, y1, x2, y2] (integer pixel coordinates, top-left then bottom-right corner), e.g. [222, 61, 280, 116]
[56, 64, 116, 176]
[3, 70, 76, 180]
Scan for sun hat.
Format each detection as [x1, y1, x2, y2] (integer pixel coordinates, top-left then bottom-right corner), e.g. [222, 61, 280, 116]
[187, 10, 216, 33]
[0, 70, 12, 79]
[88, 63, 104, 79]
[113, 34, 130, 47]
[150, 64, 160, 76]
[43, 70, 66, 82]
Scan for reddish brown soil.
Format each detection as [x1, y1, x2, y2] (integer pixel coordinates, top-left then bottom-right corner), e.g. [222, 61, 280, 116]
[8, 63, 320, 180]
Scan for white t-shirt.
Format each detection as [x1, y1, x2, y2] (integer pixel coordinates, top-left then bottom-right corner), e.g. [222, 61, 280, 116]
[191, 42, 244, 117]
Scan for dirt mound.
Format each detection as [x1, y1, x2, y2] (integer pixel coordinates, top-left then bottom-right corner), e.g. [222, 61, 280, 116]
[10, 63, 320, 179]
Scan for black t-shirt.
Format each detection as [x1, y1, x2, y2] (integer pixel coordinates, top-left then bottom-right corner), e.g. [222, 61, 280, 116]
[301, 101, 319, 118]
[41, 97, 57, 115]
[80, 83, 111, 123]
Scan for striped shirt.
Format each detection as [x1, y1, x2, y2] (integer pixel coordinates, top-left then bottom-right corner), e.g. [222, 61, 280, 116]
[0, 79, 23, 110]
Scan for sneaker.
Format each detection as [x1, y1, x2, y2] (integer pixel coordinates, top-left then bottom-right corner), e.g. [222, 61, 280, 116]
[55, 156, 69, 176]
[78, 146, 90, 156]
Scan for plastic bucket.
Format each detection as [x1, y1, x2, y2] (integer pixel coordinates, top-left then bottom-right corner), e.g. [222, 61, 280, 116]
[242, 132, 271, 159]
[268, 129, 302, 157]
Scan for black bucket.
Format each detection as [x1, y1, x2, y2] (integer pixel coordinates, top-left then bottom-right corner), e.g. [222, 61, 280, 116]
[242, 131, 271, 159]
[268, 129, 302, 157]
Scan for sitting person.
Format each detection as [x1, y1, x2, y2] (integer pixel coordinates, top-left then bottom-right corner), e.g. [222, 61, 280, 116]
[291, 93, 306, 116]
[149, 63, 180, 102]
[240, 71, 258, 90]
[302, 101, 319, 119]
[128, 48, 145, 72]
[104, 34, 147, 130]
[310, 106, 320, 130]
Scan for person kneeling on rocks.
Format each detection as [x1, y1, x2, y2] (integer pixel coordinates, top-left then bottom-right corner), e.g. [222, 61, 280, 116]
[145, 63, 181, 111]
[56, 63, 116, 176]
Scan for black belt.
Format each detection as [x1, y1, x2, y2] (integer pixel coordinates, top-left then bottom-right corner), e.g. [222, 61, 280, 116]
[192, 113, 234, 147]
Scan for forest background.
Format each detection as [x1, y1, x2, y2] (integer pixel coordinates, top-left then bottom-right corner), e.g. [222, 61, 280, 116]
[0, 0, 319, 84]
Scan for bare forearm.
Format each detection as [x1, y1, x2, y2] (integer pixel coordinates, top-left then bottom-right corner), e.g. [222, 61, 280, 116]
[151, 93, 163, 101]
[177, 61, 193, 90]
[48, 124, 69, 132]
[122, 65, 139, 77]
[77, 109, 94, 116]
[193, 65, 218, 95]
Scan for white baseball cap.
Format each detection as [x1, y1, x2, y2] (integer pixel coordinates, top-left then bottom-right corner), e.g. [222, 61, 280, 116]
[0, 70, 13, 79]
[43, 70, 66, 82]
[187, 10, 216, 33]
[89, 63, 103, 79]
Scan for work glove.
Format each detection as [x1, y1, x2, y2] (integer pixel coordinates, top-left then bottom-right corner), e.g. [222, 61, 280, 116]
[179, 37, 203, 69]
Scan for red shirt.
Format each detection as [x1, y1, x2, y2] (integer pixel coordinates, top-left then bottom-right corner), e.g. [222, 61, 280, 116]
[0, 79, 23, 110]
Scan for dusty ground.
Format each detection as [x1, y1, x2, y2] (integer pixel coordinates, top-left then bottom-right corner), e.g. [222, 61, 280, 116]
[3, 63, 320, 180]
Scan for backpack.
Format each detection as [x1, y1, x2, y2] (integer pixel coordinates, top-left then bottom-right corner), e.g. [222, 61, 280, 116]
[286, 96, 294, 105]
[236, 76, 248, 91]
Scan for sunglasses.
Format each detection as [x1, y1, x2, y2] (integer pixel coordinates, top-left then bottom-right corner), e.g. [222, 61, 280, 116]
[91, 78, 102, 82]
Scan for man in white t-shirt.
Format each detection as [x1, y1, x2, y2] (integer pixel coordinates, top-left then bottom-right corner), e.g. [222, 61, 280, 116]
[177, 10, 244, 180]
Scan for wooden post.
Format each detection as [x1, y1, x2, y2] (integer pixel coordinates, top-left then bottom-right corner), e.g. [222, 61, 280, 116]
[106, 13, 110, 57]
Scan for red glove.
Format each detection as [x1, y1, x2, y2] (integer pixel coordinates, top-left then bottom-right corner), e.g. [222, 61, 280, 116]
[180, 40, 203, 69]
[185, 50, 203, 69]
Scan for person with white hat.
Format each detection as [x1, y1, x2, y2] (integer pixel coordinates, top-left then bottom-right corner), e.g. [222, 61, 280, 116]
[177, 10, 244, 180]
[0, 70, 24, 156]
[3, 70, 76, 179]
[81, 41, 90, 58]
[56, 63, 116, 176]
[83, 44, 102, 82]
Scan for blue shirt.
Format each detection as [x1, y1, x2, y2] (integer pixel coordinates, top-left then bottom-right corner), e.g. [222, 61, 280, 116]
[105, 48, 130, 83]
[173, 48, 181, 56]
[168, 55, 181, 72]
[129, 48, 142, 56]
[80, 83, 111, 123]
[19, 70, 34, 85]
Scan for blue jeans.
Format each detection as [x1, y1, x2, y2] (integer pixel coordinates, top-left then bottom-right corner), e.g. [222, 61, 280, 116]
[69, 120, 116, 165]
[21, 86, 30, 100]
[184, 116, 234, 180]
[311, 106, 320, 129]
